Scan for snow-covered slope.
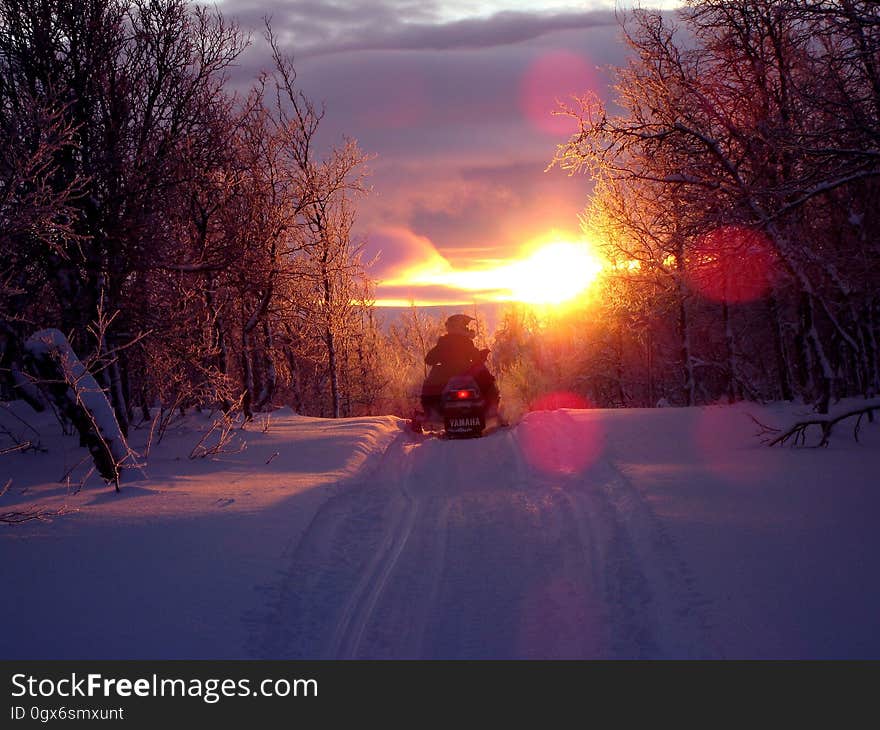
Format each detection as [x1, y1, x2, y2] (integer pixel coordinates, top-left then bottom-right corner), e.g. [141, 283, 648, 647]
[2, 401, 878, 659]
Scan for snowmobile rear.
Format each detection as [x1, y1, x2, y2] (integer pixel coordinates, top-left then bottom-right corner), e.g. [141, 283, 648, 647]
[410, 374, 502, 439]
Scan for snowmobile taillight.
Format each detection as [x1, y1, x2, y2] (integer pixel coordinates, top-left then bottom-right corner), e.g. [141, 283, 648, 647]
[453, 389, 477, 400]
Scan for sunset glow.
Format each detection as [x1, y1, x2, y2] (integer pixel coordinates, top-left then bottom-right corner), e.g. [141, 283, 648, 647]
[375, 232, 604, 307]
[503, 239, 603, 304]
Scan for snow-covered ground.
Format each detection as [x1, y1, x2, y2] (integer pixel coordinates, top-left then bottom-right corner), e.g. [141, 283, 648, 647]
[2, 400, 878, 659]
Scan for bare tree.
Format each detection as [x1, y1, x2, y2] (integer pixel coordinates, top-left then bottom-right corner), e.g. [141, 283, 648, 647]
[265, 28, 373, 418]
[555, 1, 880, 412]
[0, 0, 247, 427]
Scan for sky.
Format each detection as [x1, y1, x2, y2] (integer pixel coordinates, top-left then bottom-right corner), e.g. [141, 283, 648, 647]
[219, 1, 683, 306]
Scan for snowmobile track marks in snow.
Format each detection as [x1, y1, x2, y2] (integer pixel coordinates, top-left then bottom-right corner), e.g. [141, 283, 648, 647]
[596, 448, 717, 658]
[330, 493, 421, 658]
[260, 417, 715, 658]
[509, 410, 712, 658]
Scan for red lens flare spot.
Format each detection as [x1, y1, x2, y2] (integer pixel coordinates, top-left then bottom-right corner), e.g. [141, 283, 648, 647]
[530, 391, 590, 412]
[687, 226, 777, 304]
[520, 51, 594, 136]
[519, 393, 602, 475]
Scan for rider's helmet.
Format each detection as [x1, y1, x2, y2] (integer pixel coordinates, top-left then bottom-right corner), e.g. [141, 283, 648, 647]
[445, 313, 475, 337]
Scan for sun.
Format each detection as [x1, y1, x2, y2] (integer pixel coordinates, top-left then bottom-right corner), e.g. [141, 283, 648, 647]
[373, 231, 604, 307]
[503, 239, 603, 305]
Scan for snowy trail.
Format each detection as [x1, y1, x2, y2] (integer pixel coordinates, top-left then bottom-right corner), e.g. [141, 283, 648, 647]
[258, 413, 712, 659]
[5, 403, 879, 659]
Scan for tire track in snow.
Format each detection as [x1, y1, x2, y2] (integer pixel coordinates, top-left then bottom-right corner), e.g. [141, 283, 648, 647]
[413, 499, 451, 657]
[349, 437, 469, 658]
[255, 431, 415, 658]
[329, 491, 420, 658]
[258, 431, 459, 658]
[506, 417, 616, 656]
[528, 410, 714, 657]
[414, 427, 609, 658]
[259, 413, 712, 658]
[597, 447, 717, 658]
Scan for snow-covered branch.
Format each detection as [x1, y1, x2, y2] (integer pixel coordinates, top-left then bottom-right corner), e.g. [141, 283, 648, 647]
[23, 329, 132, 490]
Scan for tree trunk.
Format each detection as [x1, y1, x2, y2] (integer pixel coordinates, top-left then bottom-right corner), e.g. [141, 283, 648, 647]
[321, 262, 341, 418]
[675, 270, 696, 407]
[205, 273, 232, 411]
[616, 325, 627, 407]
[793, 295, 814, 398]
[862, 304, 880, 397]
[801, 292, 833, 413]
[24, 329, 128, 489]
[241, 287, 273, 420]
[766, 226, 834, 412]
[722, 300, 740, 404]
[255, 319, 276, 411]
[325, 327, 340, 418]
[107, 348, 129, 437]
[767, 295, 794, 401]
[241, 329, 254, 420]
[120, 353, 134, 425]
[283, 345, 304, 414]
[9, 367, 47, 412]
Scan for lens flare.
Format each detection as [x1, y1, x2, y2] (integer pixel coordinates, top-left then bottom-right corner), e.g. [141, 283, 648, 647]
[520, 51, 594, 136]
[518, 394, 602, 476]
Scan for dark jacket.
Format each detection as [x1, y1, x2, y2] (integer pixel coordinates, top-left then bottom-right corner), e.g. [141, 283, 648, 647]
[422, 333, 482, 395]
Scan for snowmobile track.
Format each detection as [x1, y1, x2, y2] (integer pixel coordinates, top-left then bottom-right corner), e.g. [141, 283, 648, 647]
[329, 493, 420, 658]
[259, 417, 714, 658]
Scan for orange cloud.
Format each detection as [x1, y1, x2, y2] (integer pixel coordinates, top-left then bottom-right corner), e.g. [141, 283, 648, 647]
[366, 226, 453, 282]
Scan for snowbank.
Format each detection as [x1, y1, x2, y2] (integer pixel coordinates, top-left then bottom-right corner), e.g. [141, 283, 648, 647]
[0, 406, 403, 659]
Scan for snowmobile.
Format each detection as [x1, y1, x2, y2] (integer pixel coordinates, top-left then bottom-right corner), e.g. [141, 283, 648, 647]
[409, 368, 502, 439]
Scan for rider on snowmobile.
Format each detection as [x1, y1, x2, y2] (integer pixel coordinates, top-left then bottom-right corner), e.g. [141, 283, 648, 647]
[420, 314, 498, 420]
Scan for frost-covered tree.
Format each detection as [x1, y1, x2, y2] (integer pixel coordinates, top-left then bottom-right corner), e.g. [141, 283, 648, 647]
[0, 0, 246, 430]
[1, 0, 383, 479]
[555, 0, 880, 411]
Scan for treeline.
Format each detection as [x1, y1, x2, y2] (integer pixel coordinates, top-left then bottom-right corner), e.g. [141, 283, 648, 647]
[0, 0, 385, 428]
[545, 0, 880, 412]
[4, 0, 879, 452]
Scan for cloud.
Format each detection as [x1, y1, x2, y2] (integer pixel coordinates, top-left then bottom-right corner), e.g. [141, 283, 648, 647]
[364, 226, 451, 281]
[365, 226, 519, 306]
[298, 9, 618, 57]
[362, 225, 486, 306]
[357, 158, 589, 266]
[222, 2, 618, 57]
[373, 283, 496, 307]
[215, 3, 643, 306]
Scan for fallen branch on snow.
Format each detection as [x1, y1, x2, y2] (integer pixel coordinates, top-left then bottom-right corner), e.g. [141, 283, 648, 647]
[0, 479, 72, 525]
[751, 401, 880, 447]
